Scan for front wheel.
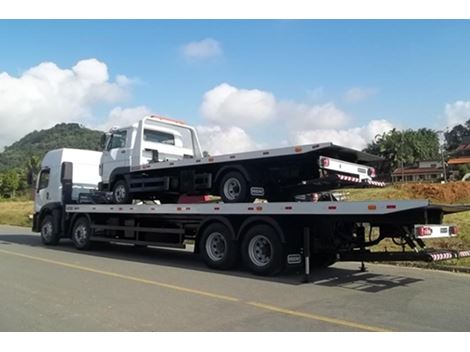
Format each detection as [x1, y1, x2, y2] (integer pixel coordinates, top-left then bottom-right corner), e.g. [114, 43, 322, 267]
[112, 179, 132, 204]
[40, 214, 60, 245]
[71, 217, 92, 250]
[199, 223, 238, 270]
[241, 224, 284, 276]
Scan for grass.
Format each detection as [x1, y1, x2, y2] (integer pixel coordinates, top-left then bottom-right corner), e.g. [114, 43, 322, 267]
[0, 200, 33, 227]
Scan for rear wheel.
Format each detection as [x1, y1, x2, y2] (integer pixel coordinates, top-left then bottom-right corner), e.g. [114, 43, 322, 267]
[40, 214, 60, 245]
[219, 171, 250, 203]
[200, 223, 238, 270]
[241, 224, 284, 276]
[71, 217, 92, 250]
[112, 179, 132, 204]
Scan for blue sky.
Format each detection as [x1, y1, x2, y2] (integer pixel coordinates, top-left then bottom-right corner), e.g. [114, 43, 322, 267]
[1, 20, 470, 153]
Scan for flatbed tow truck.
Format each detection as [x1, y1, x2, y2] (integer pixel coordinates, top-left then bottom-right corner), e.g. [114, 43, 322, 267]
[32, 147, 470, 276]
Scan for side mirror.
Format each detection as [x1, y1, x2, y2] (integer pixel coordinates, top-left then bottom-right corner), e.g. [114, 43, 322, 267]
[100, 133, 110, 150]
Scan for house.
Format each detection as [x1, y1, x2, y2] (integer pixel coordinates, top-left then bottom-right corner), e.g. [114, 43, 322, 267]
[391, 160, 444, 183]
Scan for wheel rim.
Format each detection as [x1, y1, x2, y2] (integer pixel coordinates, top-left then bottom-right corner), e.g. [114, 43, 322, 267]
[223, 177, 241, 201]
[114, 184, 127, 203]
[73, 224, 88, 246]
[41, 221, 53, 241]
[205, 232, 227, 262]
[248, 235, 272, 267]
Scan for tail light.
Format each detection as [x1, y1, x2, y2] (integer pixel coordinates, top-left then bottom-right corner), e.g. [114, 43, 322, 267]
[321, 157, 330, 167]
[416, 226, 433, 237]
[368, 167, 376, 178]
[450, 226, 459, 235]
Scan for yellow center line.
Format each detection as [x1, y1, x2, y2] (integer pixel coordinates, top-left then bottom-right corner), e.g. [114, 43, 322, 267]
[0, 247, 392, 331]
[0, 248, 239, 302]
[247, 302, 392, 332]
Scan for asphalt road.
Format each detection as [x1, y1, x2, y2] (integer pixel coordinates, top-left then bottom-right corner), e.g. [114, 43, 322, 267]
[0, 225, 469, 332]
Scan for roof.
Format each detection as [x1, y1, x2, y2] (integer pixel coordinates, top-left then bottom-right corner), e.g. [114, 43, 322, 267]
[392, 167, 443, 175]
[448, 157, 470, 165]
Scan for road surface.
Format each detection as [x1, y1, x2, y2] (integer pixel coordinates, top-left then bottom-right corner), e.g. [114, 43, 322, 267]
[0, 225, 469, 331]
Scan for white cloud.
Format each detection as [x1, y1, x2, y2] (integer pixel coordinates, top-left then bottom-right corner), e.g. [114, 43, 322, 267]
[292, 119, 394, 151]
[0, 58, 131, 149]
[196, 125, 257, 155]
[182, 38, 222, 60]
[444, 100, 470, 127]
[201, 83, 348, 130]
[201, 83, 277, 127]
[277, 101, 349, 129]
[344, 87, 377, 103]
[101, 106, 152, 130]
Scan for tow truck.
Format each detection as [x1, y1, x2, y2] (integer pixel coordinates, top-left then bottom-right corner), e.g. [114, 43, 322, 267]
[99, 115, 385, 204]
[32, 147, 470, 276]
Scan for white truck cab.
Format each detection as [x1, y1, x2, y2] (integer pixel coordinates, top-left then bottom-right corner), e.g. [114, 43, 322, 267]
[100, 115, 202, 190]
[35, 148, 102, 213]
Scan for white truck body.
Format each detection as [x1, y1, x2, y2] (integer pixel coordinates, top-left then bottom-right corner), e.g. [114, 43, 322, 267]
[35, 148, 102, 213]
[101, 116, 202, 185]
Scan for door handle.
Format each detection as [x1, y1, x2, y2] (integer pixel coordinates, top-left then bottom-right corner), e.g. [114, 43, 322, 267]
[120, 150, 126, 154]
[46, 192, 49, 200]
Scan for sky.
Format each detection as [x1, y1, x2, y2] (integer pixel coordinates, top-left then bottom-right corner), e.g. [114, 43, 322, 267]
[1, 20, 470, 154]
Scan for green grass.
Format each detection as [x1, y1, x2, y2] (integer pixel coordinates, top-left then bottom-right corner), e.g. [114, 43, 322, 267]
[0, 200, 33, 227]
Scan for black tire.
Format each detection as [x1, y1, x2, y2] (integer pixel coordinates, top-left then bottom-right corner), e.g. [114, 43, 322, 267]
[71, 217, 92, 250]
[219, 171, 250, 203]
[40, 214, 60, 245]
[199, 223, 238, 270]
[241, 224, 284, 276]
[112, 179, 132, 204]
[310, 253, 337, 269]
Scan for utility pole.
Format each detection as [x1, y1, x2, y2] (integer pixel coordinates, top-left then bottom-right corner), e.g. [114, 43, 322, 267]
[437, 130, 447, 183]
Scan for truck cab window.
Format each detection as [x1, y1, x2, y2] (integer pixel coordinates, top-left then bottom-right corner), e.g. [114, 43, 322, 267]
[144, 129, 175, 145]
[107, 130, 127, 150]
[38, 169, 50, 190]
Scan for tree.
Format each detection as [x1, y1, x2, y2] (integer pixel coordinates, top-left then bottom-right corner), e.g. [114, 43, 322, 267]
[26, 155, 41, 186]
[0, 170, 20, 198]
[444, 120, 470, 152]
[364, 128, 440, 175]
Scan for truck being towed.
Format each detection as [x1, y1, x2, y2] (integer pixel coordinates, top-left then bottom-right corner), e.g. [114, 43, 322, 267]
[99, 115, 385, 204]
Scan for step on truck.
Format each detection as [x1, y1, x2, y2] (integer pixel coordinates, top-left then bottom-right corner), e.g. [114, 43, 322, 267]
[99, 115, 385, 204]
[32, 148, 470, 276]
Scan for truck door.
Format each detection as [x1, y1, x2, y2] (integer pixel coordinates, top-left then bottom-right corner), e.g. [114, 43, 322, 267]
[101, 129, 130, 185]
[35, 168, 51, 213]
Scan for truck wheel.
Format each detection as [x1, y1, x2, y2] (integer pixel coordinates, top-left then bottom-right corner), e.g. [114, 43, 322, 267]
[71, 217, 92, 250]
[112, 179, 132, 204]
[241, 224, 284, 276]
[200, 223, 238, 270]
[40, 214, 60, 245]
[219, 171, 249, 203]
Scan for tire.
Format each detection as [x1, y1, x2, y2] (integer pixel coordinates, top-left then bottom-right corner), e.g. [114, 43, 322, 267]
[40, 214, 60, 245]
[199, 223, 238, 270]
[241, 224, 284, 276]
[112, 179, 132, 204]
[219, 171, 250, 203]
[71, 217, 92, 250]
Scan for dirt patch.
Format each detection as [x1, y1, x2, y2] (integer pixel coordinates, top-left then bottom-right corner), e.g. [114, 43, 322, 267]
[397, 182, 470, 204]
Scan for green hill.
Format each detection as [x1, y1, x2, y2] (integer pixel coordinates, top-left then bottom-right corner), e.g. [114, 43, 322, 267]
[0, 123, 102, 172]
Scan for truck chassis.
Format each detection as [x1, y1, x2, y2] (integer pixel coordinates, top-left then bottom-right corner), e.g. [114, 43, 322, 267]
[33, 198, 470, 276]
